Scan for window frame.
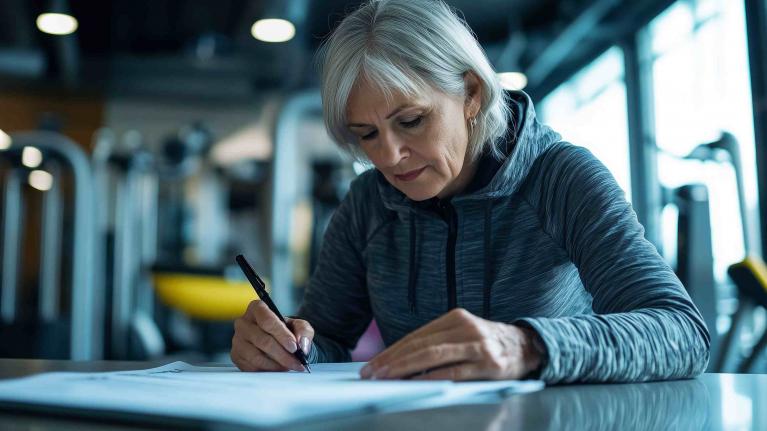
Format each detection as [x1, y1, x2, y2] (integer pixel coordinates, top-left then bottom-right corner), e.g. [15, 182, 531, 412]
[535, 0, 766, 256]
[744, 0, 767, 256]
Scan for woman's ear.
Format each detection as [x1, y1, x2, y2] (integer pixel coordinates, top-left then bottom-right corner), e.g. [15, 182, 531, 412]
[463, 71, 482, 119]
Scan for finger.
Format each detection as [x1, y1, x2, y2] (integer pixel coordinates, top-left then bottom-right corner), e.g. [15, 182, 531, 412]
[246, 323, 306, 372]
[360, 309, 483, 378]
[395, 308, 472, 346]
[365, 323, 446, 370]
[378, 342, 479, 379]
[236, 318, 305, 371]
[411, 362, 487, 381]
[232, 341, 288, 372]
[287, 318, 314, 355]
[372, 308, 476, 365]
[364, 329, 453, 377]
[231, 348, 249, 371]
[249, 300, 298, 353]
[243, 300, 261, 322]
[231, 341, 282, 372]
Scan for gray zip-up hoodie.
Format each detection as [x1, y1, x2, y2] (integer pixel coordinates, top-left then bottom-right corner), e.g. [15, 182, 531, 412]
[298, 91, 710, 384]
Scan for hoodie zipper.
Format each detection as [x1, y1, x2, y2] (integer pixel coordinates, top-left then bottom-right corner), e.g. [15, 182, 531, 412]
[437, 199, 458, 311]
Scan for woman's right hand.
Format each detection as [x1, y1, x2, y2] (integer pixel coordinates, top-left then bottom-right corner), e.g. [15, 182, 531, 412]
[231, 300, 314, 372]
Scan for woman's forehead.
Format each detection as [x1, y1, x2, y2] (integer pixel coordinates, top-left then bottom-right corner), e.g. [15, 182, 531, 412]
[346, 79, 435, 121]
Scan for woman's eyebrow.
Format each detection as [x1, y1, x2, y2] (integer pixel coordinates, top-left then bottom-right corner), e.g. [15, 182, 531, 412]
[347, 104, 419, 127]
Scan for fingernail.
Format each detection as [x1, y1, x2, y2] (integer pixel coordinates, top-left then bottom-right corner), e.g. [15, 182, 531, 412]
[360, 364, 372, 379]
[372, 366, 389, 380]
[299, 337, 311, 355]
[286, 340, 298, 353]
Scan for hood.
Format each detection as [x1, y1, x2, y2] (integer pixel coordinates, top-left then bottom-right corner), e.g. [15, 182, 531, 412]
[376, 90, 562, 212]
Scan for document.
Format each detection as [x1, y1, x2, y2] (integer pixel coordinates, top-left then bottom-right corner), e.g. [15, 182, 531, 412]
[0, 362, 543, 427]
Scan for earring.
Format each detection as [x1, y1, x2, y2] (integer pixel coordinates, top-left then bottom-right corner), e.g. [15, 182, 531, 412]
[469, 116, 477, 134]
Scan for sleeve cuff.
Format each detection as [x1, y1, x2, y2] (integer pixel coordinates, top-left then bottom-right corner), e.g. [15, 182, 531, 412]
[513, 317, 564, 383]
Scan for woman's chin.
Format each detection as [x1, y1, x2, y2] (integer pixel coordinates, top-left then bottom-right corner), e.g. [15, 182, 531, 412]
[397, 185, 439, 202]
[385, 172, 442, 201]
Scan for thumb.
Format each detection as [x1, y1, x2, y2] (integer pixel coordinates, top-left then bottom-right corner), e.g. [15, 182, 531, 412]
[287, 318, 315, 355]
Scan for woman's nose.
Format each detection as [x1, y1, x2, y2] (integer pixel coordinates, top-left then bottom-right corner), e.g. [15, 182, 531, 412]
[376, 131, 408, 167]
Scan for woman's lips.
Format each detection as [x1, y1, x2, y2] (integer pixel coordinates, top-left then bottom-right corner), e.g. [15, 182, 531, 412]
[395, 166, 427, 182]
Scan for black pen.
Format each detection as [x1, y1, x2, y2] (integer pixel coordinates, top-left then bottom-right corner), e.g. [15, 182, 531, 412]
[236, 254, 312, 373]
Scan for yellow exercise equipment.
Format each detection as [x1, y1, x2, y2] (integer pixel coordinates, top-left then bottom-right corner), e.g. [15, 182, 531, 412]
[153, 272, 260, 321]
[719, 257, 767, 372]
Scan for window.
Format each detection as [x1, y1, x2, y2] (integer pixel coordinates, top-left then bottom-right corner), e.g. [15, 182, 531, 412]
[539, 47, 632, 200]
[649, 0, 760, 281]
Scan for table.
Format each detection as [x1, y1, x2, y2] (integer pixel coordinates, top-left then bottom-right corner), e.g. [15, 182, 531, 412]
[0, 359, 764, 430]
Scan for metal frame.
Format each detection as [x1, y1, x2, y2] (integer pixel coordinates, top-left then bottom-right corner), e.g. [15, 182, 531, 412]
[745, 0, 767, 257]
[3, 132, 101, 360]
[112, 168, 140, 358]
[92, 129, 162, 359]
[529, 0, 676, 101]
[39, 163, 64, 322]
[270, 91, 322, 314]
[90, 128, 114, 358]
[623, 28, 663, 250]
[525, 0, 621, 89]
[1, 168, 23, 323]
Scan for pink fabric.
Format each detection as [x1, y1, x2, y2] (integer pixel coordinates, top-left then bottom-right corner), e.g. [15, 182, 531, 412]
[350, 320, 385, 362]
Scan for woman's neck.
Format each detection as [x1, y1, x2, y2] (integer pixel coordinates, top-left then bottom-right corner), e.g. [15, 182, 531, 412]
[436, 154, 479, 200]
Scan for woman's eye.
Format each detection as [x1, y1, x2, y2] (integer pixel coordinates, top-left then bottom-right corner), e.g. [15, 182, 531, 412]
[400, 116, 422, 128]
[361, 130, 378, 141]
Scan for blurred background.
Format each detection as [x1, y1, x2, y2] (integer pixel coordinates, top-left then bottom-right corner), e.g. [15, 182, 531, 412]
[0, 0, 766, 373]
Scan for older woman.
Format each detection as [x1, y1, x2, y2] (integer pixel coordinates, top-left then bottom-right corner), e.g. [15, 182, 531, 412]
[231, 0, 710, 383]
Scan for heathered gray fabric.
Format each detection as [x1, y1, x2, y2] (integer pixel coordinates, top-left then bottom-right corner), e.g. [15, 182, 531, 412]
[297, 90, 710, 384]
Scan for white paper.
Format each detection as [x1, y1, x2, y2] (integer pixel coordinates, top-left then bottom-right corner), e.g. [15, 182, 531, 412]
[0, 361, 543, 427]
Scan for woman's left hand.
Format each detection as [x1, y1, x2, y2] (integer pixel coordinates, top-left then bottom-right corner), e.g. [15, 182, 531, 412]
[359, 308, 544, 381]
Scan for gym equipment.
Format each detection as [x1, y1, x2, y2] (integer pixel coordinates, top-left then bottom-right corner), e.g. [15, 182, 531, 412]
[726, 257, 767, 371]
[684, 133, 767, 372]
[92, 129, 164, 360]
[666, 183, 718, 364]
[152, 271, 256, 321]
[148, 122, 257, 357]
[0, 131, 101, 360]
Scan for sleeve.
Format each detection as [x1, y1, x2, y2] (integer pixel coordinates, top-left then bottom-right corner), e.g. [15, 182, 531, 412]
[295, 178, 373, 363]
[516, 144, 710, 383]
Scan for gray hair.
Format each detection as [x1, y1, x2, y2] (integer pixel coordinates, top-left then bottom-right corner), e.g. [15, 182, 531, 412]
[318, 0, 510, 161]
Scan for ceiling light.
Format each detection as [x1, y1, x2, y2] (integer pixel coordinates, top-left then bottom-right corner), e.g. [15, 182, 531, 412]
[29, 170, 54, 191]
[0, 129, 10, 150]
[498, 72, 528, 91]
[22, 146, 43, 168]
[251, 19, 295, 43]
[36, 13, 78, 36]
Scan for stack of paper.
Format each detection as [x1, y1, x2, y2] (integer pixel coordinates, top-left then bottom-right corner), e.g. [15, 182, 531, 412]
[0, 362, 543, 427]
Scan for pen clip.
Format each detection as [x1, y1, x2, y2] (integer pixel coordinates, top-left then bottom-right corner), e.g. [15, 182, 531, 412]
[252, 270, 267, 290]
[236, 254, 266, 291]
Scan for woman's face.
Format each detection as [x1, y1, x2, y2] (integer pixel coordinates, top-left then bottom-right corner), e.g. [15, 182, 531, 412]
[345, 74, 481, 201]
